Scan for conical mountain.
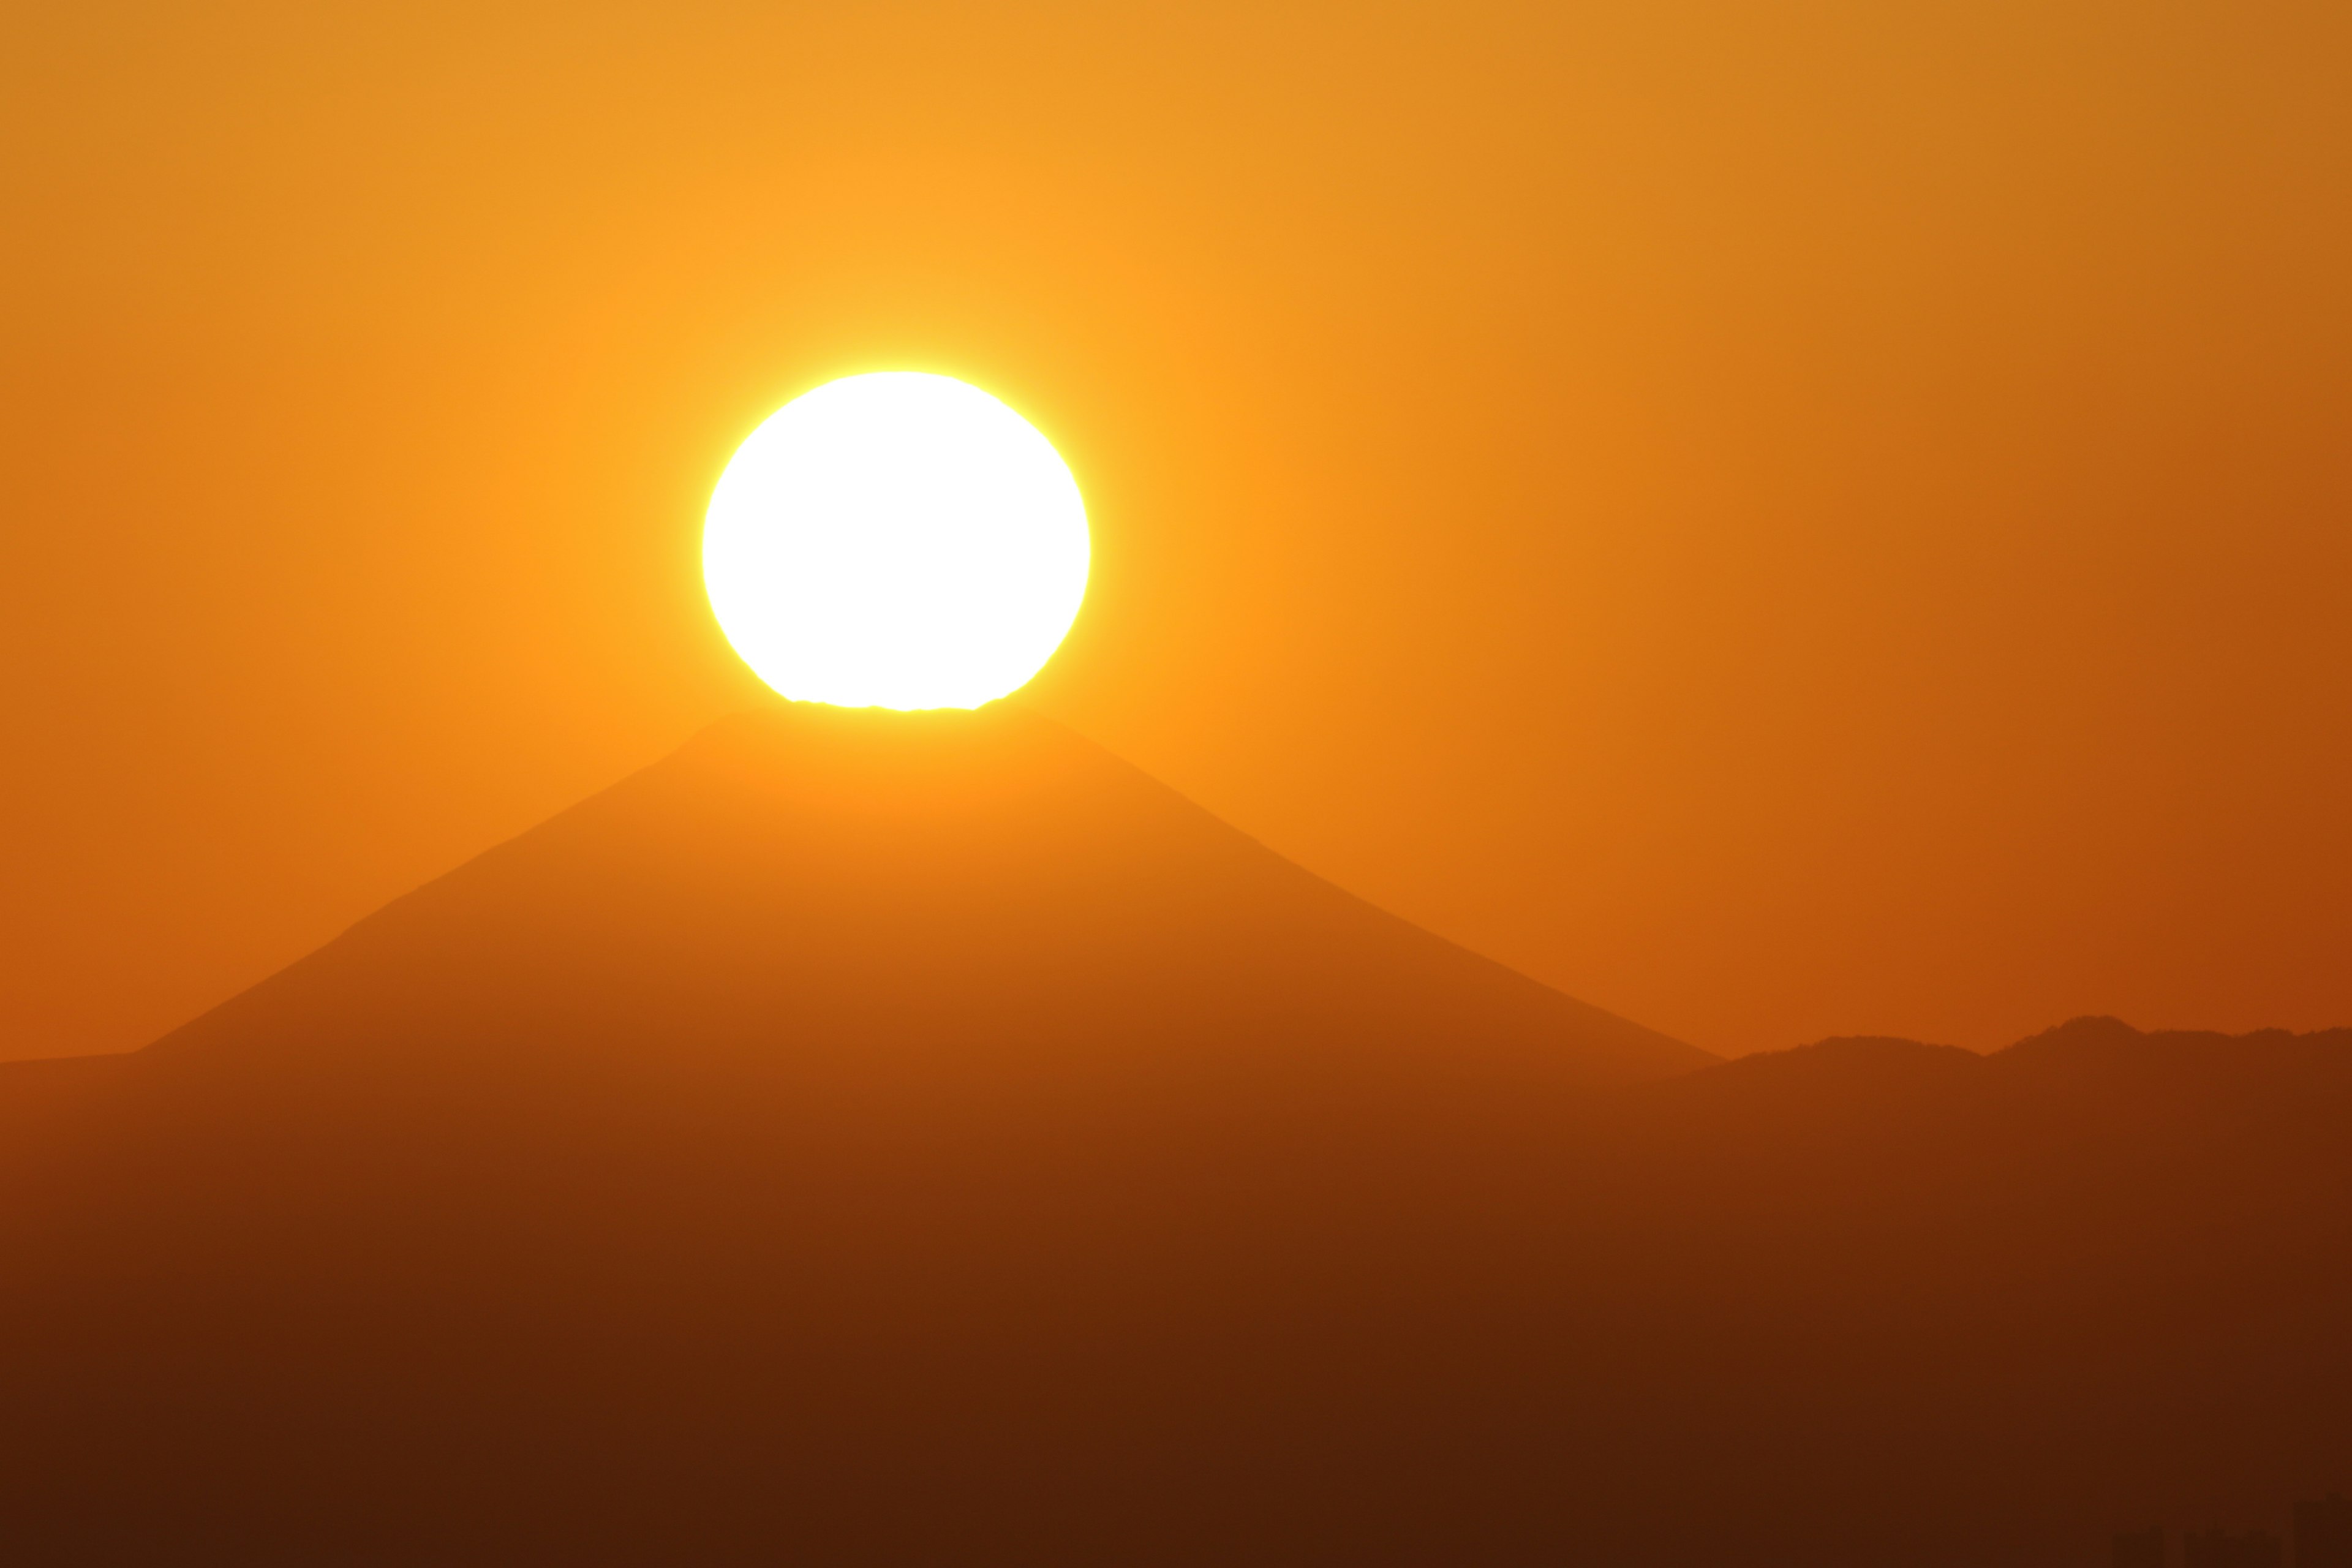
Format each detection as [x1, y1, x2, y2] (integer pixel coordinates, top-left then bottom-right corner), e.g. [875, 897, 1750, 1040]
[141, 699, 1709, 1094]
[0, 701, 1708, 1566]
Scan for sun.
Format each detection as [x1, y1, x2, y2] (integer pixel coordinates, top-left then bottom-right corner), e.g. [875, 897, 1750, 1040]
[703, 372, 1091, 710]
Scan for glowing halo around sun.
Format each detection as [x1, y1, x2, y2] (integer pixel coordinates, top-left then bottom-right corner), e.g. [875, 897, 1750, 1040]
[702, 372, 1091, 710]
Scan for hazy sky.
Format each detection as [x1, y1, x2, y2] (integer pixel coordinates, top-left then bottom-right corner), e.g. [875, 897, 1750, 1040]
[3, 0, 2347, 1060]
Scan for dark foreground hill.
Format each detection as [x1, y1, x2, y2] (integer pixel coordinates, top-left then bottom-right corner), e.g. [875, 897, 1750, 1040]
[1, 704, 2346, 1565]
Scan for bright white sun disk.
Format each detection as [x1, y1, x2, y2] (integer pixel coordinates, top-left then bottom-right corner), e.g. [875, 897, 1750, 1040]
[703, 372, 1090, 710]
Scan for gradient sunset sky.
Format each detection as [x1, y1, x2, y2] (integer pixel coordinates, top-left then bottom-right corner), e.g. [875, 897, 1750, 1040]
[3, 0, 2346, 1061]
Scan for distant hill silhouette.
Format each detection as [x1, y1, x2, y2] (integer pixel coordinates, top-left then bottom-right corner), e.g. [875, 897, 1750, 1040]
[1, 704, 2345, 1565]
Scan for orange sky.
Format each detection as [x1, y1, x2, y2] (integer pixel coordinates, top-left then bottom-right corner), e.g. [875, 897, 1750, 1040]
[3, 0, 2347, 1061]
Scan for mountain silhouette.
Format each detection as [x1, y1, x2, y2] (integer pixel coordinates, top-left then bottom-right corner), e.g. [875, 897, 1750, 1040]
[1, 706, 2346, 1565]
[132, 699, 1712, 1092]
